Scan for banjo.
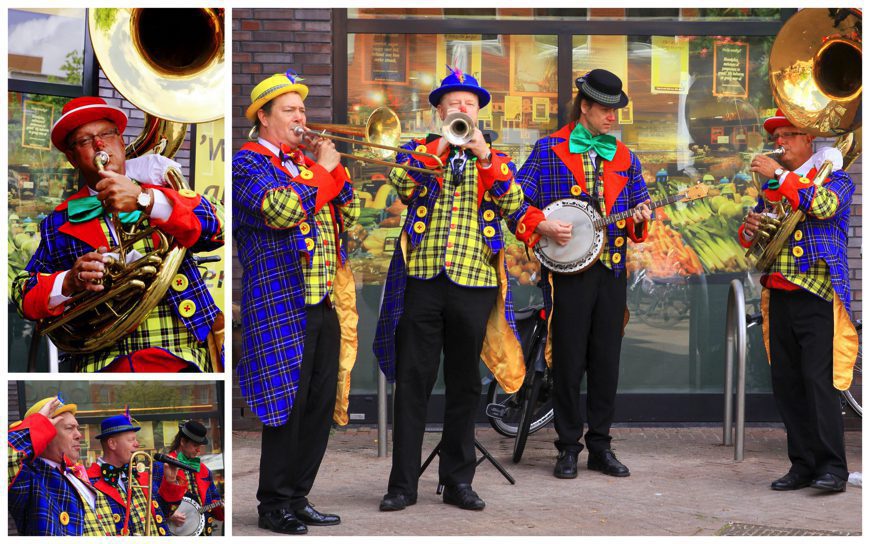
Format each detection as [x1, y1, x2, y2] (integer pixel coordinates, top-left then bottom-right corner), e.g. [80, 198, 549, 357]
[534, 183, 709, 274]
[169, 497, 224, 536]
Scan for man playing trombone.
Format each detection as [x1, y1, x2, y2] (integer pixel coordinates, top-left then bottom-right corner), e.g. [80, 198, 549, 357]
[374, 66, 526, 512]
[233, 70, 359, 534]
[85, 410, 176, 536]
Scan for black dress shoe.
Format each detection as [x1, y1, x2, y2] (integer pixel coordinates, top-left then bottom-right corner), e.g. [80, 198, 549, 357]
[587, 449, 630, 477]
[294, 504, 340, 526]
[770, 472, 812, 491]
[379, 492, 417, 511]
[553, 451, 578, 479]
[810, 473, 847, 492]
[442, 484, 485, 511]
[258, 509, 308, 535]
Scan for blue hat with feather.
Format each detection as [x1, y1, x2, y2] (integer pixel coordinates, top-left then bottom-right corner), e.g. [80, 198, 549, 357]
[428, 65, 491, 108]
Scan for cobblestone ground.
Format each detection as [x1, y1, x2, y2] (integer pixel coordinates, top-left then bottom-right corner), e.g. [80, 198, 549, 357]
[232, 426, 861, 536]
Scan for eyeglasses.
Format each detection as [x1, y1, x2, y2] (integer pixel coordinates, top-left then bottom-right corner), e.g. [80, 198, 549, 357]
[70, 128, 121, 149]
[768, 131, 807, 143]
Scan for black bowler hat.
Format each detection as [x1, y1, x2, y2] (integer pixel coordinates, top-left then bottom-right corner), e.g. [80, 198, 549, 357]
[179, 420, 209, 445]
[575, 69, 629, 109]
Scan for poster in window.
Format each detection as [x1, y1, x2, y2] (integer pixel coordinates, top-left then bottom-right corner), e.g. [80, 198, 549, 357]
[435, 34, 483, 87]
[504, 95, 523, 122]
[509, 35, 557, 96]
[21, 100, 54, 150]
[532, 97, 550, 122]
[618, 100, 634, 125]
[574, 35, 629, 93]
[650, 36, 689, 94]
[362, 34, 409, 85]
[713, 41, 749, 98]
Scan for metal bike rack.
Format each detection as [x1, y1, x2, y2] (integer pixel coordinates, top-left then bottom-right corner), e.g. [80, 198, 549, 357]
[377, 370, 388, 457]
[723, 279, 748, 461]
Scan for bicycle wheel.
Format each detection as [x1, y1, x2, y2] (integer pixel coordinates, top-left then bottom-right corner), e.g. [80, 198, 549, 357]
[842, 321, 862, 417]
[513, 370, 544, 463]
[485, 380, 523, 437]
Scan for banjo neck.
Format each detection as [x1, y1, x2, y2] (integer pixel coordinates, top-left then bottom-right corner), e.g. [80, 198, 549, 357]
[591, 192, 687, 229]
[197, 499, 224, 515]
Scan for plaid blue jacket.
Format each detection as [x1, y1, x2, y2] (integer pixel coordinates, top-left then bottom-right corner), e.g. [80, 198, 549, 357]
[373, 136, 523, 383]
[513, 124, 649, 315]
[753, 168, 854, 312]
[233, 145, 354, 427]
[14, 185, 224, 362]
[8, 415, 96, 536]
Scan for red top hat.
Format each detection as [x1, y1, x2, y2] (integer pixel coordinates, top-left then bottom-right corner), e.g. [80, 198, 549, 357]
[51, 96, 128, 152]
[762, 108, 795, 135]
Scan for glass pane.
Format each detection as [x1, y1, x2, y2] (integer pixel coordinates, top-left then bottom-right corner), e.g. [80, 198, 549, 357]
[574, 34, 777, 393]
[8, 8, 86, 85]
[346, 32, 558, 393]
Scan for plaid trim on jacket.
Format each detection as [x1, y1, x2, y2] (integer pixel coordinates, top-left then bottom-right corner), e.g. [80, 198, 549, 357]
[512, 123, 650, 314]
[8, 414, 115, 536]
[153, 451, 223, 536]
[750, 168, 854, 312]
[233, 144, 357, 427]
[373, 135, 526, 387]
[12, 184, 224, 371]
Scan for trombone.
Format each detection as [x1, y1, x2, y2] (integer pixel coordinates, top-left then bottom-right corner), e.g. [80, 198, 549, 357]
[294, 107, 445, 176]
[125, 451, 154, 536]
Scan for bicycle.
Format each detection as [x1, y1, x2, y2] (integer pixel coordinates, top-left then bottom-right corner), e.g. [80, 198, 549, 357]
[484, 305, 554, 462]
[626, 269, 692, 329]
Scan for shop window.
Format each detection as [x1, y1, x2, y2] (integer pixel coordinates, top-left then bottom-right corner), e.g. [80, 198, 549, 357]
[8, 8, 86, 86]
[574, 34, 777, 392]
[348, 8, 778, 21]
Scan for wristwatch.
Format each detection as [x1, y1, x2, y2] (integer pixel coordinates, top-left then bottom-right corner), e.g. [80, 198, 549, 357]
[774, 167, 786, 178]
[136, 188, 152, 211]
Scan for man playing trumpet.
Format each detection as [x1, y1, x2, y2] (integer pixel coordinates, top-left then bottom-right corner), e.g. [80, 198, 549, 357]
[11, 96, 224, 373]
[740, 109, 857, 493]
[374, 66, 526, 512]
[85, 409, 178, 536]
[233, 70, 359, 534]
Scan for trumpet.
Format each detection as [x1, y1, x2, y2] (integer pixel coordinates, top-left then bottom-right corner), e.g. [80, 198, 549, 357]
[442, 111, 475, 146]
[293, 107, 444, 176]
[125, 451, 154, 536]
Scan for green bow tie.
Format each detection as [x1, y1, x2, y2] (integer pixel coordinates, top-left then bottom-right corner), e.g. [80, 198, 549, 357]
[177, 451, 201, 471]
[67, 195, 141, 224]
[568, 123, 617, 162]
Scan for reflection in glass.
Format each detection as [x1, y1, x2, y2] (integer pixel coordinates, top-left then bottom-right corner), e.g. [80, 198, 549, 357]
[8, 9, 86, 85]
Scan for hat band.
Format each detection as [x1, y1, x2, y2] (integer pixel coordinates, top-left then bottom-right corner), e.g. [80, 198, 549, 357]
[253, 83, 292, 103]
[99, 424, 136, 435]
[581, 81, 621, 105]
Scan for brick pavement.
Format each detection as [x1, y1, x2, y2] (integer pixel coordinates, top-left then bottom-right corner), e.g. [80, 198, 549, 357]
[232, 425, 861, 536]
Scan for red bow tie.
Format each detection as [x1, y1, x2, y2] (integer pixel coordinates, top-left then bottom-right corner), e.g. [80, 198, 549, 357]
[279, 143, 303, 166]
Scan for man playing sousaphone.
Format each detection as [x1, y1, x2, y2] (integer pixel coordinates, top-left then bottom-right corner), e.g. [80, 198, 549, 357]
[511, 69, 651, 480]
[11, 97, 224, 373]
[152, 421, 224, 536]
[739, 109, 857, 493]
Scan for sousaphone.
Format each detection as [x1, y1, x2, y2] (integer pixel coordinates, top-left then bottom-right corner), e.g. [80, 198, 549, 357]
[37, 8, 224, 354]
[746, 8, 861, 271]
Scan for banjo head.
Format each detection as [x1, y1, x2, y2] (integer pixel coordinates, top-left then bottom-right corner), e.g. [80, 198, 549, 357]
[534, 199, 604, 274]
[169, 496, 206, 536]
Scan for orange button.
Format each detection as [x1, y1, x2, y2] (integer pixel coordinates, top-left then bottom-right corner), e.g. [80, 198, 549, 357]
[616, 219, 627, 229]
[570, 185, 582, 196]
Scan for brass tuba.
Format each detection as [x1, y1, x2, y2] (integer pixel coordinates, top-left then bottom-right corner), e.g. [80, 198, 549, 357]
[38, 8, 224, 353]
[746, 8, 861, 272]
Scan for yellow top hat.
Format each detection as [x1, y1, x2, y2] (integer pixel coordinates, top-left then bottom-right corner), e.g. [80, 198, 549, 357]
[10, 396, 77, 428]
[246, 70, 309, 122]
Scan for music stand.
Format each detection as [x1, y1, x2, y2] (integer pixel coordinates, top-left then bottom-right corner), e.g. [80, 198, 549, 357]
[420, 438, 515, 494]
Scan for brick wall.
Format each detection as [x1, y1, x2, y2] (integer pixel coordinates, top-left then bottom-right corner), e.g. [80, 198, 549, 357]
[231, 9, 336, 430]
[847, 157, 862, 319]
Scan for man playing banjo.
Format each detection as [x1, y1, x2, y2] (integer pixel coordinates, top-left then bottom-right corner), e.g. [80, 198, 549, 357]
[511, 69, 651, 480]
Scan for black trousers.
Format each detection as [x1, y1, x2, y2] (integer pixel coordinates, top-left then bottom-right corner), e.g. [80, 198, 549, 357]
[388, 273, 497, 495]
[257, 301, 340, 514]
[769, 288, 848, 480]
[550, 262, 627, 455]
